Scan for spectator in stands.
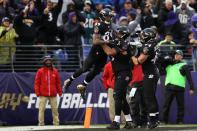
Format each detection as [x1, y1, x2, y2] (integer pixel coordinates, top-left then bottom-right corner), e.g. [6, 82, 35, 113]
[112, 0, 124, 13]
[81, 0, 96, 45]
[162, 50, 195, 124]
[118, 0, 136, 18]
[158, 32, 176, 52]
[191, 13, 197, 41]
[176, 0, 195, 29]
[118, 16, 128, 26]
[190, 13, 197, 70]
[158, 0, 176, 35]
[37, 0, 62, 44]
[34, 55, 62, 126]
[61, 2, 85, 25]
[14, 5, 39, 45]
[164, 11, 184, 44]
[57, 0, 73, 26]
[176, 0, 195, 44]
[60, 11, 85, 64]
[17, 0, 39, 16]
[140, 4, 155, 29]
[189, 31, 197, 45]
[94, 2, 103, 20]
[17, 0, 31, 11]
[127, 9, 142, 42]
[13, 5, 40, 71]
[72, 0, 86, 11]
[0, 0, 15, 23]
[0, 17, 18, 66]
[102, 61, 125, 123]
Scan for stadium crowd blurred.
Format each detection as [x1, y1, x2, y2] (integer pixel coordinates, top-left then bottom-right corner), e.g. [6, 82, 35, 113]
[0, 0, 197, 68]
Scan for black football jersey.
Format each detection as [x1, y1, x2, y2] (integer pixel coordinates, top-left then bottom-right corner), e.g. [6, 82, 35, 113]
[111, 44, 133, 73]
[89, 22, 113, 57]
[140, 41, 158, 74]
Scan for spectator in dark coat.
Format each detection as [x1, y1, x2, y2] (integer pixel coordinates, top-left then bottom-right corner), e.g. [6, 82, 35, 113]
[118, 0, 136, 17]
[17, 0, 39, 16]
[13, 6, 41, 71]
[140, 5, 155, 29]
[0, 0, 15, 23]
[62, 12, 85, 46]
[61, 11, 85, 63]
[164, 11, 184, 44]
[157, 0, 175, 34]
[37, 0, 62, 45]
[61, 2, 85, 25]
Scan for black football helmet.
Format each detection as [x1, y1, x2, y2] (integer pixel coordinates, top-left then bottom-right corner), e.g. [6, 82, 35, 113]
[111, 26, 130, 50]
[99, 8, 114, 24]
[139, 28, 156, 44]
[116, 26, 130, 40]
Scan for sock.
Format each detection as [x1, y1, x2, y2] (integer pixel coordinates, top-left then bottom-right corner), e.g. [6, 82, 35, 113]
[125, 114, 132, 122]
[83, 80, 89, 86]
[70, 75, 75, 81]
[114, 116, 120, 123]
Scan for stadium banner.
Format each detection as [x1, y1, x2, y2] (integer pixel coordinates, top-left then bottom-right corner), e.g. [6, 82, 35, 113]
[0, 72, 197, 125]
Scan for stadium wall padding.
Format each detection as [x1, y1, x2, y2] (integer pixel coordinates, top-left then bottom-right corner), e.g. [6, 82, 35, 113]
[0, 72, 197, 125]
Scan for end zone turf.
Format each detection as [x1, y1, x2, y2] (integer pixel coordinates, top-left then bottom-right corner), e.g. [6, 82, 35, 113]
[1, 124, 197, 131]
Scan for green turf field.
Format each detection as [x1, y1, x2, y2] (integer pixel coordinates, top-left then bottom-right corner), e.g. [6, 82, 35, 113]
[1, 124, 197, 131]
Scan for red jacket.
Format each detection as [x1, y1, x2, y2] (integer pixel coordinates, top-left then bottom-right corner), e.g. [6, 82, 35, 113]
[34, 67, 62, 97]
[129, 65, 144, 86]
[102, 62, 144, 90]
[102, 62, 115, 90]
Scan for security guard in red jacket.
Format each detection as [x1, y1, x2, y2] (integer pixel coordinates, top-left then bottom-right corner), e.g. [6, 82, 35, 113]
[34, 55, 62, 126]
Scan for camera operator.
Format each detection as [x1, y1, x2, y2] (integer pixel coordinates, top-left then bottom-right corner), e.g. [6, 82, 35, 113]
[160, 50, 195, 124]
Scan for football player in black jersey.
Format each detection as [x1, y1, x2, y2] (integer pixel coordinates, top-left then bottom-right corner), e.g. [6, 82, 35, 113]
[63, 8, 114, 100]
[131, 28, 159, 129]
[99, 26, 136, 129]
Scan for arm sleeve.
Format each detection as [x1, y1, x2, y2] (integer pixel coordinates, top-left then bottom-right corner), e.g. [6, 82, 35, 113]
[180, 65, 195, 90]
[34, 70, 41, 96]
[53, 0, 63, 16]
[0, 30, 8, 38]
[56, 70, 62, 96]
[128, 14, 141, 33]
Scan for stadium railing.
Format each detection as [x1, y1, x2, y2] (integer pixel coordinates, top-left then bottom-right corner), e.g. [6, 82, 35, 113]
[0, 44, 92, 72]
[0, 44, 195, 72]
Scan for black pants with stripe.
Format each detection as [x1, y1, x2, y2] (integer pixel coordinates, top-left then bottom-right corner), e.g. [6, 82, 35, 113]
[128, 83, 147, 125]
[143, 73, 159, 122]
[113, 71, 131, 116]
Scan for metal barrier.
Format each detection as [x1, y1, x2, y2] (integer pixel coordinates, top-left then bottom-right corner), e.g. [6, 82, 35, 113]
[0, 44, 195, 72]
[0, 45, 85, 72]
